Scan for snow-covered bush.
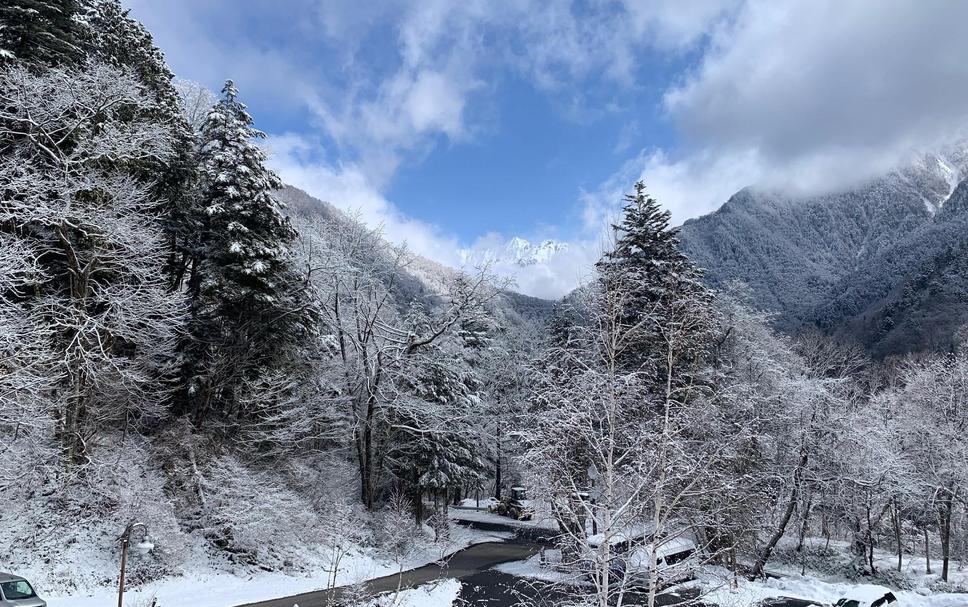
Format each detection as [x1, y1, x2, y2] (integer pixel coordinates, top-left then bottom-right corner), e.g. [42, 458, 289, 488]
[869, 568, 919, 591]
[375, 492, 420, 582]
[192, 453, 323, 570]
[0, 435, 187, 594]
[771, 545, 844, 576]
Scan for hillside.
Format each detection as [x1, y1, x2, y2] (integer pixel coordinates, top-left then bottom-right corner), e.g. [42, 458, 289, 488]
[277, 185, 556, 326]
[679, 151, 968, 356]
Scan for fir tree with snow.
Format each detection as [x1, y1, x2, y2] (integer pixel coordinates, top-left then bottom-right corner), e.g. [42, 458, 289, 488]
[184, 79, 313, 422]
[0, 0, 86, 65]
[197, 79, 296, 303]
[596, 180, 715, 376]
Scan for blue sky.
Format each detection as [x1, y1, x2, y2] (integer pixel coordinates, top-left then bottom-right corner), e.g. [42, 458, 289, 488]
[125, 0, 968, 297]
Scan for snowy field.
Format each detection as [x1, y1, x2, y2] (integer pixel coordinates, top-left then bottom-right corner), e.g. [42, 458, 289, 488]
[39, 524, 508, 607]
[490, 535, 968, 607]
[355, 579, 461, 607]
[763, 536, 968, 593]
[695, 570, 968, 607]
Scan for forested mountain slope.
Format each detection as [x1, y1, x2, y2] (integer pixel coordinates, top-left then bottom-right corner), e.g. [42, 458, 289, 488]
[679, 151, 968, 356]
[277, 185, 555, 326]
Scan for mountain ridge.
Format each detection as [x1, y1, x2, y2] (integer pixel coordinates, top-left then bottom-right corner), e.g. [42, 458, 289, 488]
[679, 149, 968, 357]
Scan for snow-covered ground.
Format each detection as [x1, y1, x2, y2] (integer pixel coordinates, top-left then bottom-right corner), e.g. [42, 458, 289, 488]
[39, 524, 508, 607]
[764, 536, 968, 593]
[458, 497, 498, 509]
[487, 531, 968, 607]
[449, 502, 559, 530]
[354, 579, 461, 607]
[493, 550, 579, 584]
[694, 568, 968, 607]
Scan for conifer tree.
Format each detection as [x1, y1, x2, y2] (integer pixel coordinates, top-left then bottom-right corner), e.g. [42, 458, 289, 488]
[185, 80, 312, 422]
[0, 0, 85, 65]
[453, 275, 492, 350]
[595, 180, 714, 376]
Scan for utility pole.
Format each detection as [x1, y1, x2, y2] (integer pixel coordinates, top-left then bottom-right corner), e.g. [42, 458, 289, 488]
[118, 522, 147, 607]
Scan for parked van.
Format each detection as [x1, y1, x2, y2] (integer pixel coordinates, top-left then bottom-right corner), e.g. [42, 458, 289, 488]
[615, 536, 699, 587]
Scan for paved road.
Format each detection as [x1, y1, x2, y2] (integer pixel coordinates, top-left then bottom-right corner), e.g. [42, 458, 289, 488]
[236, 516, 825, 607]
[237, 539, 539, 607]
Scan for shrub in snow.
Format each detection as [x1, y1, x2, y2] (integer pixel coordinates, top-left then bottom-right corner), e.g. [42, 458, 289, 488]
[191, 453, 323, 570]
[375, 492, 420, 592]
[772, 545, 844, 576]
[928, 579, 968, 594]
[0, 435, 188, 593]
[870, 568, 918, 591]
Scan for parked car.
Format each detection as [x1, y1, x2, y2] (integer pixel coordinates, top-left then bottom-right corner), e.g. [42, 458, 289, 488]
[613, 535, 699, 588]
[0, 572, 47, 607]
[830, 586, 898, 607]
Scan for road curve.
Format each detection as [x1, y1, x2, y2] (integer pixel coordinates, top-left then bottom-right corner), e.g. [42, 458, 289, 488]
[233, 516, 821, 607]
[235, 521, 542, 607]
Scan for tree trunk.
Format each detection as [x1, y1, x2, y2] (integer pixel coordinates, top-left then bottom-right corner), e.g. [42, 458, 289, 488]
[939, 493, 953, 582]
[866, 501, 876, 574]
[797, 491, 813, 576]
[924, 526, 932, 575]
[796, 496, 810, 551]
[413, 469, 423, 524]
[750, 447, 809, 580]
[891, 500, 903, 572]
[495, 426, 503, 501]
[357, 389, 378, 509]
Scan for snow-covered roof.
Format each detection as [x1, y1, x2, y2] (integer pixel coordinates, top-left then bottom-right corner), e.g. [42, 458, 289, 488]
[586, 522, 657, 548]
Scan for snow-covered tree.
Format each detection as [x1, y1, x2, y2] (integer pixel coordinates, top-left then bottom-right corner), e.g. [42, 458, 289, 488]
[0, 62, 183, 465]
[887, 353, 968, 582]
[182, 80, 314, 423]
[524, 183, 722, 607]
[387, 345, 488, 524]
[174, 78, 218, 134]
[295, 212, 497, 509]
[0, 234, 54, 477]
[83, 0, 198, 289]
[596, 180, 713, 377]
[479, 316, 541, 500]
[0, 0, 86, 65]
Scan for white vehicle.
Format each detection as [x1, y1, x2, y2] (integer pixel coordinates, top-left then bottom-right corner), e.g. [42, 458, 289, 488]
[830, 586, 898, 607]
[616, 536, 698, 587]
[0, 572, 47, 607]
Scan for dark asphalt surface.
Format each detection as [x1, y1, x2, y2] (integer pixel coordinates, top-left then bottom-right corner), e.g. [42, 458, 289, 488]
[236, 539, 538, 607]
[234, 516, 826, 607]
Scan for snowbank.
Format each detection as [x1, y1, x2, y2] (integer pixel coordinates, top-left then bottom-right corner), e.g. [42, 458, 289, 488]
[43, 523, 506, 607]
[697, 569, 968, 607]
[357, 579, 461, 607]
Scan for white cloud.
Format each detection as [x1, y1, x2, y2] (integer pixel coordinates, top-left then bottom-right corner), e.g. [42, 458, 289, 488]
[267, 134, 463, 267]
[632, 0, 968, 220]
[619, 0, 741, 51]
[132, 0, 968, 300]
[249, 0, 739, 298]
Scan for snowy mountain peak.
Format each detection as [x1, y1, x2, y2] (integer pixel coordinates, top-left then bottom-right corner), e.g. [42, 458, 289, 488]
[460, 237, 569, 268]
